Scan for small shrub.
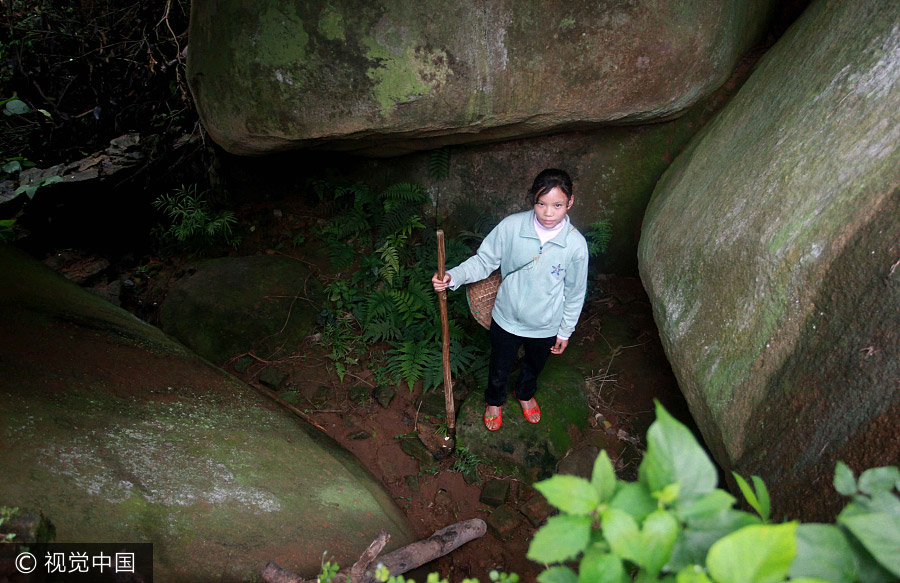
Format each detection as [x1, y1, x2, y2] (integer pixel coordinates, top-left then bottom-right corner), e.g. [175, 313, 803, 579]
[313, 180, 488, 392]
[526, 402, 900, 583]
[152, 184, 240, 254]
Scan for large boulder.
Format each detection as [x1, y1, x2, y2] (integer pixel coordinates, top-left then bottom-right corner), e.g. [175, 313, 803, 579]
[638, 0, 900, 520]
[0, 245, 414, 581]
[159, 255, 323, 365]
[220, 59, 753, 276]
[187, 0, 777, 156]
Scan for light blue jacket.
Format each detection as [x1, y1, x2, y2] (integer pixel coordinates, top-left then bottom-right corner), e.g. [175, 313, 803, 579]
[447, 211, 588, 339]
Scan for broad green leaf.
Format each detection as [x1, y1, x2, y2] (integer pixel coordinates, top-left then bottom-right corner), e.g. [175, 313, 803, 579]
[591, 451, 617, 503]
[866, 490, 900, 516]
[677, 490, 736, 521]
[639, 510, 680, 576]
[527, 514, 593, 564]
[610, 481, 656, 522]
[788, 579, 831, 583]
[838, 512, 900, 577]
[535, 475, 600, 516]
[676, 566, 713, 583]
[4, 100, 30, 115]
[845, 529, 899, 583]
[639, 402, 717, 502]
[37, 108, 51, 118]
[601, 508, 641, 562]
[858, 466, 900, 496]
[13, 184, 38, 199]
[667, 510, 762, 571]
[2, 160, 21, 174]
[43, 176, 63, 185]
[707, 522, 797, 583]
[790, 523, 857, 582]
[579, 550, 626, 583]
[841, 490, 900, 517]
[834, 462, 857, 496]
[537, 566, 578, 583]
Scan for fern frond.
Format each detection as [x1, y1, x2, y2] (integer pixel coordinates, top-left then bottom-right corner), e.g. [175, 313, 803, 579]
[586, 219, 613, 257]
[308, 179, 332, 200]
[386, 340, 436, 391]
[323, 240, 356, 269]
[362, 317, 400, 343]
[362, 288, 395, 324]
[406, 279, 436, 320]
[428, 148, 450, 182]
[377, 205, 423, 240]
[376, 240, 401, 285]
[381, 182, 430, 204]
[392, 281, 431, 327]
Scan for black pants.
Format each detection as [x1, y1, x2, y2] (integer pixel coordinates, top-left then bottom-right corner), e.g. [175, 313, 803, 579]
[486, 321, 557, 407]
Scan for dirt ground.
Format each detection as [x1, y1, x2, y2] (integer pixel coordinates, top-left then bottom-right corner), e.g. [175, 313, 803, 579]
[40, 199, 693, 582]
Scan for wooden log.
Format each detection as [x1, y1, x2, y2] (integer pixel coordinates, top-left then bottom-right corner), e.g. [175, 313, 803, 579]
[260, 518, 486, 583]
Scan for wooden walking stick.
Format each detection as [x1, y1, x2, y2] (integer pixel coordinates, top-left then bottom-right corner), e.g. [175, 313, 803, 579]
[436, 229, 456, 445]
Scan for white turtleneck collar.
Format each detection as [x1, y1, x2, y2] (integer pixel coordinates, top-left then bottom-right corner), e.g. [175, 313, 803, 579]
[533, 214, 565, 246]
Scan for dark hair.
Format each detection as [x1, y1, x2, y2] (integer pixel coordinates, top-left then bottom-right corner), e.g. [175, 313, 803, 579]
[527, 168, 573, 204]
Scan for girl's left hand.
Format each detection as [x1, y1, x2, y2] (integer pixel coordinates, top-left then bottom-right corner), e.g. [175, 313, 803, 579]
[550, 338, 568, 355]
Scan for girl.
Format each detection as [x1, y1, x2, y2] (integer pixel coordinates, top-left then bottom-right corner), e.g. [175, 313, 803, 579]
[432, 168, 588, 431]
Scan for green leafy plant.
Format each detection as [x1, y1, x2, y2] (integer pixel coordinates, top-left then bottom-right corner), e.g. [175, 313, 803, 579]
[429, 147, 451, 182]
[319, 559, 339, 583]
[450, 445, 483, 477]
[313, 180, 489, 392]
[0, 218, 16, 242]
[0, 506, 18, 542]
[2, 150, 61, 201]
[14, 174, 62, 199]
[526, 401, 900, 583]
[317, 560, 515, 583]
[585, 219, 613, 258]
[317, 319, 359, 383]
[152, 184, 240, 254]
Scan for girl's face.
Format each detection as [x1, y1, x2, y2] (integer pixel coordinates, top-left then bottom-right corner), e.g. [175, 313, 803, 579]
[534, 187, 574, 229]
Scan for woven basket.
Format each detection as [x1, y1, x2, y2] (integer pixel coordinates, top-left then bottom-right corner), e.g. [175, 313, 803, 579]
[466, 270, 501, 329]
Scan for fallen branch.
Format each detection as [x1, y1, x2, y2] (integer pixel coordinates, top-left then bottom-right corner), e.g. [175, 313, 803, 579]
[261, 518, 487, 583]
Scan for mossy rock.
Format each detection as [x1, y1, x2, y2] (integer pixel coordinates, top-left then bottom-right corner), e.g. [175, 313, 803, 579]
[188, 0, 778, 156]
[456, 346, 589, 482]
[159, 254, 323, 365]
[0, 245, 414, 581]
[638, 0, 900, 520]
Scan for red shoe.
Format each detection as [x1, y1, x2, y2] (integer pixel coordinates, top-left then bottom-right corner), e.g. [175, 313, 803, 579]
[519, 398, 541, 424]
[484, 406, 502, 431]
